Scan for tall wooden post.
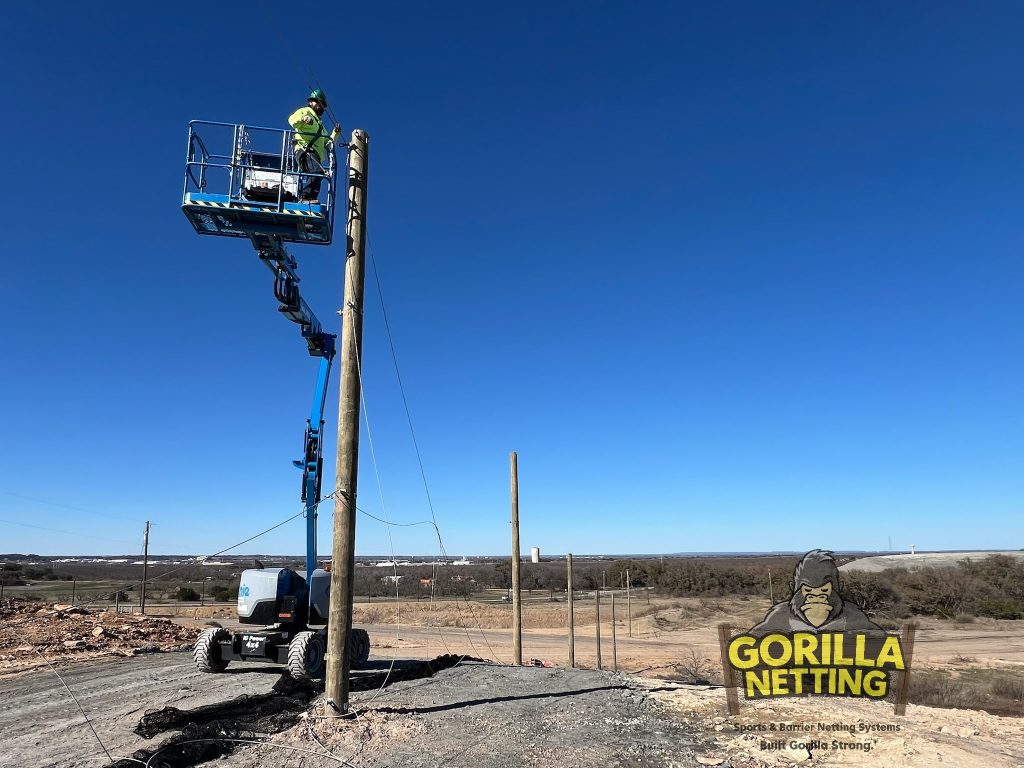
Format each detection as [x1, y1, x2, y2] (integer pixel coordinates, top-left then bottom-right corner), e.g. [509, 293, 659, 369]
[611, 592, 618, 672]
[140, 521, 150, 615]
[510, 452, 523, 666]
[595, 588, 602, 670]
[566, 553, 575, 668]
[626, 568, 632, 637]
[326, 130, 370, 712]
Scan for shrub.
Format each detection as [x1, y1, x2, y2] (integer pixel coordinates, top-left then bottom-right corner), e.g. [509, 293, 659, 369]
[973, 598, 1024, 620]
[841, 572, 898, 612]
[908, 671, 982, 710]
[175, 586, 201, 601]
[991, 675, 1024, 701]
[209, 585, 234, 602]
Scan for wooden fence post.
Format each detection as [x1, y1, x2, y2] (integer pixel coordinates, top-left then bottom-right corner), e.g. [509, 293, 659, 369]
[717, 623, 739, 715]
[567, 553, 575, 668]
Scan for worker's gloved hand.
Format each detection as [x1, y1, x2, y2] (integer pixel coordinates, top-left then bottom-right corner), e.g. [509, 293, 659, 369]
[331, 124, 342, 141]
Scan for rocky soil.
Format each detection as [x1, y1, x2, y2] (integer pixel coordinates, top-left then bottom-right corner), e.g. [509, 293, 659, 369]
[0, 598, 200, 673]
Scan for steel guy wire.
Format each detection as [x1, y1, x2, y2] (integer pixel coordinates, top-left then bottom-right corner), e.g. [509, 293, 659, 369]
[0, 628, 116, 766]
[329, 252, 487, 722]
[266, 15, 344, 130]
[3, 491, 346, 766]
[362, 236, 506, 665]
[349, 304, 499, 714]
[356, 507, 435, 527]
[2, 490, 146, 525]
[347, 328, 403, 713]
[3, 493, 338, 625]
[340, 248, 465, 723]
[0, 517, 138, 547]
[358, 253, 495, 665]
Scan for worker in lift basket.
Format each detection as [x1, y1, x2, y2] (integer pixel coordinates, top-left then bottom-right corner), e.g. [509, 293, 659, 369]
[288, 88, 342, 203]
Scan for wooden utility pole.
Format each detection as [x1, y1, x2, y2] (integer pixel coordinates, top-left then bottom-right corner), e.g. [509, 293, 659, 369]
[140, 521, 150, 615]
[626, 568, 632, 638]
[566, 553, 575, 668]
[595, 588, 602, 670]
[611, 592, 618, 672]
[326, 130, 370, 713]
[510, 452, 522, 666]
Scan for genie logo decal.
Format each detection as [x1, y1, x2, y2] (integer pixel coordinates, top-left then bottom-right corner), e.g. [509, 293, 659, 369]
[718, 550, 916, 715]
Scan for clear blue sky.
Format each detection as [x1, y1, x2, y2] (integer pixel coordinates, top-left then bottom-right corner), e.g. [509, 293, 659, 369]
[2, 2, 1021, 558]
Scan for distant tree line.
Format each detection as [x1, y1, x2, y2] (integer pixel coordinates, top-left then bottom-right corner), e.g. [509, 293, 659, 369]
[1, 564, 73, 585]
[842, 555, 1024, 620]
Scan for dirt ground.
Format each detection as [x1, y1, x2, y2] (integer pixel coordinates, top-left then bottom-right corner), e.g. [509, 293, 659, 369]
[3, 596, 1024, 767]
[645, 678, 1024, 767]
[0, 598, 200, 674]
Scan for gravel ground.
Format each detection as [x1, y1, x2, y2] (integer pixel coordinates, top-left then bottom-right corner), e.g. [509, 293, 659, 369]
[0, 652, 277, 768]
[226, 663, 705, 768]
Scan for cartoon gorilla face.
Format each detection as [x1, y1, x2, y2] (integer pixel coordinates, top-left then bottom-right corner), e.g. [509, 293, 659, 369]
[788, 550, 844, 628]
[750, 549, 883, 633]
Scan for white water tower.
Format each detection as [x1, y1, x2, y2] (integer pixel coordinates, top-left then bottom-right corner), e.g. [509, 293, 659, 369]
[531, 547, 540, 563]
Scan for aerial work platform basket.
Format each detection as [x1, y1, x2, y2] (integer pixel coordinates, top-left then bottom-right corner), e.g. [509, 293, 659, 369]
[181, 121, 339, 245]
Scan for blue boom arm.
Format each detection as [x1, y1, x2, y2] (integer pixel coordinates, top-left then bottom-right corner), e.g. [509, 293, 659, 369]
[295, 347, 335, 585]
[252, 231, 336, 586]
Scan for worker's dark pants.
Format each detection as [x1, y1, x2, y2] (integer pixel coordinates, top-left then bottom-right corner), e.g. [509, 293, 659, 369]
[294, 148, 323, 200]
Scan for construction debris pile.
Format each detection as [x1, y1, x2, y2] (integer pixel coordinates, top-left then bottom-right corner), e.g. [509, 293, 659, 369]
[0, 598, 200, 673]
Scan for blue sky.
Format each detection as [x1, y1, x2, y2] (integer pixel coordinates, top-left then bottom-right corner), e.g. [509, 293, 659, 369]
[1, 2, 1021, 557]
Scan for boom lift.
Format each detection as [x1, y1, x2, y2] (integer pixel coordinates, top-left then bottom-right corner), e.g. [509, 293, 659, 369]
[182, 120, 369, 678]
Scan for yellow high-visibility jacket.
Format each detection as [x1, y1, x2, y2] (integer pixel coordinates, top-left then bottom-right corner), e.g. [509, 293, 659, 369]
[289, 106, 334, 162]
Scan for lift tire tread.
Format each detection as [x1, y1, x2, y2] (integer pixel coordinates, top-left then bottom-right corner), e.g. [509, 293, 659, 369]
[193, 627, 230, 673]
[350, 628, 370, 669]
[288, 630, 326, 680]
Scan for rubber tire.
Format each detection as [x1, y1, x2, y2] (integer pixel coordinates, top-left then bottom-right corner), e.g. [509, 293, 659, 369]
[350, 628, 370, 669]
[193, 627, 230, 673]
[288, 630, 326, 680]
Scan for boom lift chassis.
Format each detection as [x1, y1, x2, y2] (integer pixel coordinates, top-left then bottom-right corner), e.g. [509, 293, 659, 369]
[184, 122, 369, 678]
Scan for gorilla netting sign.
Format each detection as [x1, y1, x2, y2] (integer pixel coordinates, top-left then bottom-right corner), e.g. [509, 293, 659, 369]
[717, 550, 917, 715]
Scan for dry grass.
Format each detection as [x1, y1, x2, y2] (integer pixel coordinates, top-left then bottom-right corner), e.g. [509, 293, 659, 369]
[351, 598, 668, 630]
[908, 667, 1024, 716]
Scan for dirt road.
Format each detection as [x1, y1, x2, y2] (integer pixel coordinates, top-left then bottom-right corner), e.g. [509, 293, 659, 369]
[0, 652, 283, 768]
[361, 616, 1024, 672]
